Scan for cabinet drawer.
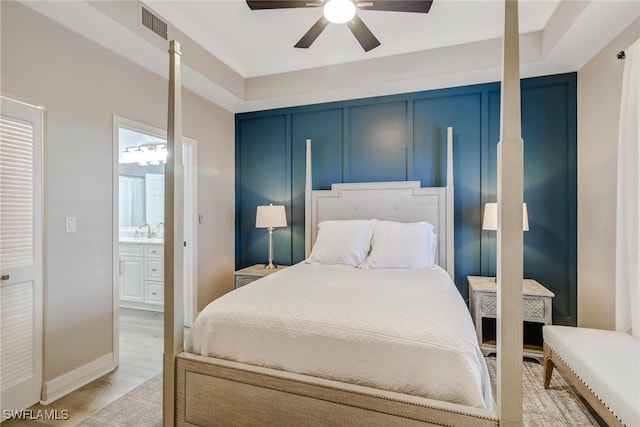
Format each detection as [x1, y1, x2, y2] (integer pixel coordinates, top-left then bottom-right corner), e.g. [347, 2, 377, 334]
[480, 295, 497, 317]
[145, 259, 164, 280]
[146, 282, 164, 304]
[145, 245, 164, 258]
[523, 297, 546, 319]
[480, 295, 547, 321]
[119, 244, 143, 257]
[235, 275, 257, 289]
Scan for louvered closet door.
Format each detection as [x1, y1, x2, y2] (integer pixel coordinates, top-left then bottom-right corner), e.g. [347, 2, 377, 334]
[0, 97, 43, 413]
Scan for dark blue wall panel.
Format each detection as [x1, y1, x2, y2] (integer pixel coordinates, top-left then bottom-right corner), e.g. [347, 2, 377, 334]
[291, 109, 344, 264]
[235, 73, 577, 325]
[413, 93, 483, 296]
[236, 115, 291, 268]
[523, 76, 576, 324]
[481, 75, 577, 324]
[348, 102, 408, 182]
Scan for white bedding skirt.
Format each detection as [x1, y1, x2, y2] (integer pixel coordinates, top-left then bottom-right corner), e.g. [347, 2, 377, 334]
[186, 263, 494, 410]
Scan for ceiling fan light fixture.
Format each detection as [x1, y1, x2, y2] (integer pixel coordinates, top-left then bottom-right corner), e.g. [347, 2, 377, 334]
[323, 0, 356, 24]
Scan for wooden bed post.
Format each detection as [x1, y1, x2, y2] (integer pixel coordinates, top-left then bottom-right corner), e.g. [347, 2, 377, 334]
[446, 127, 455, 279]
[305, 139, 312, 258]
[163, 39, 185, 427]
[497, 1, 524, 426]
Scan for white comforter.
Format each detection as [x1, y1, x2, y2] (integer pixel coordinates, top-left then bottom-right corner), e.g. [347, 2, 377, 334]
[186, 262, 494, 410]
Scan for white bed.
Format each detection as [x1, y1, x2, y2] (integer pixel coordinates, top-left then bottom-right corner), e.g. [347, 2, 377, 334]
[171, 136, 500, 426]
[187, 262, 494, 410]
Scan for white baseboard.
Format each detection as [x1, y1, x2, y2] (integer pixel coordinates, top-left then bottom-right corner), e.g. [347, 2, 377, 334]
[40, 353, 116, 405]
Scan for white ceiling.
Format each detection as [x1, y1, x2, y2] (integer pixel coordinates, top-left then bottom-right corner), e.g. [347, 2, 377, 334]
[21, 0, 640, 112]
[146, 0, 559, 78]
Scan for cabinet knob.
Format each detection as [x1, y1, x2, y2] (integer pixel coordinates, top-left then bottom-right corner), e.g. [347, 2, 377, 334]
[152, 268, 156, 272]
[152, 292, 157, 296]
[1, 275, 9, 281]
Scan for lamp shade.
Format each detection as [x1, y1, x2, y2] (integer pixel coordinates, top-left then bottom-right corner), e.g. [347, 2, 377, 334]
[256, 204, 287, 228]
[482, 202, 529, 231]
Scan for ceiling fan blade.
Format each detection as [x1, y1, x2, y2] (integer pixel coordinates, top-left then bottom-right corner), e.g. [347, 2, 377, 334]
[246, 1, 318, 10]
[294, 16, 330, 48]
[360, 0, 433, 13]
[346, 15, 380, 52]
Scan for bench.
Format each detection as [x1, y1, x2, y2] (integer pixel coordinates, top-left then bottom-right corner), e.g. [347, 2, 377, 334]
[543, 325, 640, 427]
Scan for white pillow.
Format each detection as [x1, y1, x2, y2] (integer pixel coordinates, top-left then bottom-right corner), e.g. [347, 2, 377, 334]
[307, 220, 373, 266]
[363, 220, 437, 269]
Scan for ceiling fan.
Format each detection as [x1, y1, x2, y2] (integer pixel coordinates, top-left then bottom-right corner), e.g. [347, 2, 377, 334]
[246, 0, 433, 52]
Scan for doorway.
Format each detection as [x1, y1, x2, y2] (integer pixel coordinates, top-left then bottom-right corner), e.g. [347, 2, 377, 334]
[112, 116, 197, 369]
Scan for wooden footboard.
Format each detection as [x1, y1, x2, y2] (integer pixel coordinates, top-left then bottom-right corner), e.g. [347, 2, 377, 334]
[543, 343, 624, 427]
[175, 352, 498, 427]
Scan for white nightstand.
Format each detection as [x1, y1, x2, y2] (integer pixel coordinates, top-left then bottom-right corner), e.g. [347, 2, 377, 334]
[234, 264, 288, 289]
[467, 275, 555, 361]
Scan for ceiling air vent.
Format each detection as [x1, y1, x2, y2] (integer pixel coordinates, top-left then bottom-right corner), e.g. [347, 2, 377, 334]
[141, 6, 167, 40]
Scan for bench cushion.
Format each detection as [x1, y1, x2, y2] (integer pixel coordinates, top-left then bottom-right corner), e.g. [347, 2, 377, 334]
[543, 325, 640, 426]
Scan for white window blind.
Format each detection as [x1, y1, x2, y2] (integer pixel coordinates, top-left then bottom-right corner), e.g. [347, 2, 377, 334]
[0, 116, 34, 269]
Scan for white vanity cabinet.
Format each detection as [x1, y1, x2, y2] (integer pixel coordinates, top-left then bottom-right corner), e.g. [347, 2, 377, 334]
[119, 242, 164, 312]
[119, 244, 144, 303]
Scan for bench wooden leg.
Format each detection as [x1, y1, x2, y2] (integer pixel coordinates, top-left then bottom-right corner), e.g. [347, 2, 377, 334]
[543, 342, 554, 389]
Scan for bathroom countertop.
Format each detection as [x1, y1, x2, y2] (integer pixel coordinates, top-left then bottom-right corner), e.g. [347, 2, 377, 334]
[119, 237, 164, 244]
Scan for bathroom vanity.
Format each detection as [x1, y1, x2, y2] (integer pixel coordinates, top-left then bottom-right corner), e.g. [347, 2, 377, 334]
[119, 239, 164, 312]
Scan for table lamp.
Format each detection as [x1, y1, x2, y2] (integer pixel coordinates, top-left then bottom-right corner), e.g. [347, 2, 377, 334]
[255, 204, 287, 269]
[482, 202, 529, 231]
[482, 202, 529, 281]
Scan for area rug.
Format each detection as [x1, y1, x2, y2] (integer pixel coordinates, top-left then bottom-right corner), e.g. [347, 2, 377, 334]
[77, 358, 602, 426]
[484, 356, 602, 426]
[75, 374, 162, 427]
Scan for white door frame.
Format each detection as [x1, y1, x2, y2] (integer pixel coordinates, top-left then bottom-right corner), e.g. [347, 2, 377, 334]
[182, 141, 197, 327]
[112, 116, 197, 364]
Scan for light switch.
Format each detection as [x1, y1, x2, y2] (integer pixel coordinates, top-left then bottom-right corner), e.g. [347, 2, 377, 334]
[65, 216, 77, 233]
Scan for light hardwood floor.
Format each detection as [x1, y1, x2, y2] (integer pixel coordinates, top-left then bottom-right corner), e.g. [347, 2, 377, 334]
[2, 308, 166, 426]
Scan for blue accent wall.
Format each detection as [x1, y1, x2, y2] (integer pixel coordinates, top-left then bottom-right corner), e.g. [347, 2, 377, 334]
[235, 73, 577, 326]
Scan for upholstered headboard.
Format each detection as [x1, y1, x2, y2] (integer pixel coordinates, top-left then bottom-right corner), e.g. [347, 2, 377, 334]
[303, 130, 455, 278]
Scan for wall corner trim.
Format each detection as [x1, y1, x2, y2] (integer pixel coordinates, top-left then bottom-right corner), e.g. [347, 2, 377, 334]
[40, 353, 116, 405]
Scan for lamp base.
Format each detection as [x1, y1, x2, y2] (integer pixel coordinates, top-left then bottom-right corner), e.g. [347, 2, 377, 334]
[264, 227, 278, 269]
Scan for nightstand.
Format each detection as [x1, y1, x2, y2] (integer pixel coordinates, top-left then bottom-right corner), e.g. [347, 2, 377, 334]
[467, 275, 555, 361]
[234, 264, 288, 289]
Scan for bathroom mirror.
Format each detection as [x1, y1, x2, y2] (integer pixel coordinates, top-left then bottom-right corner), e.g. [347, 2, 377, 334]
[118, 127, 165, 231]
[118, 172, 164, 228]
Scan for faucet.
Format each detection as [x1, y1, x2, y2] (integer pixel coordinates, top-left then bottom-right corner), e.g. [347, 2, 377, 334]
[138, 222, 152, 238]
